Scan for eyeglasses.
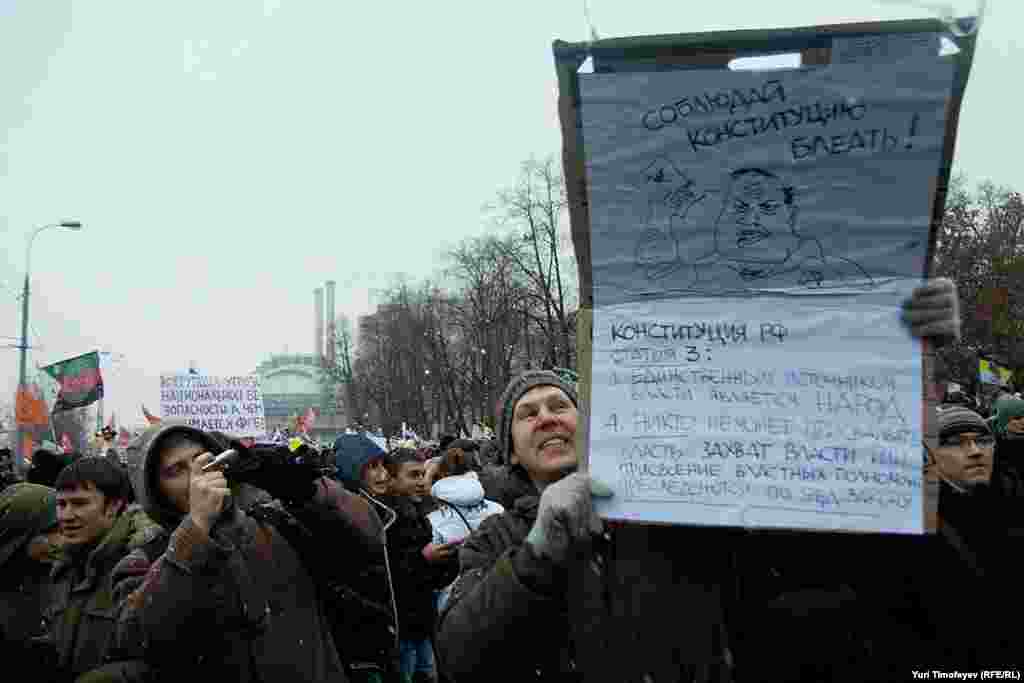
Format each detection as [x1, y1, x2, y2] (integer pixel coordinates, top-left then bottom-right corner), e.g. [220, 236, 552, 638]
[938, 433, 996, 449]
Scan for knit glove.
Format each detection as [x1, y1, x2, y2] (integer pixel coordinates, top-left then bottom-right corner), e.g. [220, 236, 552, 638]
[900, 277, 961, 345]
[225, 441, 321, 505]
[525, 473, 614, 566]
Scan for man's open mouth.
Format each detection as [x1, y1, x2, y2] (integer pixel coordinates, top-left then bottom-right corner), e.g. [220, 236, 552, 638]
[737, 229, 771, 247]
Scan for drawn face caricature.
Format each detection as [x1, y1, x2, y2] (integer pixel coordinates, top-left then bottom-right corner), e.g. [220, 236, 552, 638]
[715, 168, 798, 267]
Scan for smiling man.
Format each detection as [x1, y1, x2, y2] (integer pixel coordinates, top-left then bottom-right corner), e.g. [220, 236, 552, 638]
[45, 457, 160, 682]
[436, 370, 613, 681]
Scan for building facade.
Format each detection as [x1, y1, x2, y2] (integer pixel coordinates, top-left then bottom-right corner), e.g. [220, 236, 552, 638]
[254, 353, 348, 443]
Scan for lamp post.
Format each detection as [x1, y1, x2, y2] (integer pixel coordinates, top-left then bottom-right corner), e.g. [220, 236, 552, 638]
[15, 221, 83, 476]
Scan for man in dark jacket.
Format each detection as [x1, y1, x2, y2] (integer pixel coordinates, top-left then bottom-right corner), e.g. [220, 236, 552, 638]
[115, 422, 385, 682]
[900, 404, 1024, 669]
[46, 456, 160, 682]
[0, 483, 62, 677]
[437, 370, 613, 681]
[384, 448, 459, 683]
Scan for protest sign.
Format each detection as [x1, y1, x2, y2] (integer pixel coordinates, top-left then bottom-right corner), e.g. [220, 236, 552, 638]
[556, 17, 978, 535]
[159, 374, 267, 437]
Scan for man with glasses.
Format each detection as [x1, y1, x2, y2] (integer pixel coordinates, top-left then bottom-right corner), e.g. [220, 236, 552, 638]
[908, 404, 1024, 669]
[929, 405, 999, 490]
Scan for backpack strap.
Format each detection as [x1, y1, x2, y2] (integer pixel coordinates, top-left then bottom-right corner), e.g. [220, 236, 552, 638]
[433, 497, 474, 536]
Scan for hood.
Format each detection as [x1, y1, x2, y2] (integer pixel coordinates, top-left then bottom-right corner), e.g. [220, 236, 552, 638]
[333, 433, 386, 491]
[995, 397, 1024, 438]
[431, 473, 485, 507]
[0, 483, 57, 568]
[135, 421, 229, 531]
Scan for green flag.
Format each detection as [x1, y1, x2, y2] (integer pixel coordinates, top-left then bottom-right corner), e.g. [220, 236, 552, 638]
[41, 351, 104, 412]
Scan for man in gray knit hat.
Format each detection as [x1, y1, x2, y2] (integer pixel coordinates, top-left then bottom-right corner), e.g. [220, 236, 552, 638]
[929, 404, 997, 491]
[437, 369, 612, 680]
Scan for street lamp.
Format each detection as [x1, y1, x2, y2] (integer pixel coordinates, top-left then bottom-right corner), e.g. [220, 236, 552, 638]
[15, 221, 83, 476]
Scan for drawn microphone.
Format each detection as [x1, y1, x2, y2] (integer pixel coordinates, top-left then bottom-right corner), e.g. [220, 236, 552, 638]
[201, 449, 240, 472]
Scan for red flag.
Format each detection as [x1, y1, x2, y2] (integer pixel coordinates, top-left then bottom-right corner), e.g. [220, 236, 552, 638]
[22, 434, 34, 466]
[107, 411, 116, 430]
[142, 404, 162, 425]
[15, 384, 50, 427]
[60, 433, 73, 453]
[118, 428, 131, 448]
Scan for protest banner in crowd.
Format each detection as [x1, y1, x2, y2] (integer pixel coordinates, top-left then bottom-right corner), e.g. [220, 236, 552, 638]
[159, 374, 267, 437]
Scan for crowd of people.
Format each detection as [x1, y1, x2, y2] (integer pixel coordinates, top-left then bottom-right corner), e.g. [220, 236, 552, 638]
[2, 277, 1023, 681]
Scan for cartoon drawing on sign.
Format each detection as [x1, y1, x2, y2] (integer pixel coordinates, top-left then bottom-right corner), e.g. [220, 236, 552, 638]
[634, 166, 877, 293]
[634, 156, 709, 280]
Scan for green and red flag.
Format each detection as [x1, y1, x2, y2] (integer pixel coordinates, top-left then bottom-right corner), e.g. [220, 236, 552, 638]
[41, 351, 104, 413]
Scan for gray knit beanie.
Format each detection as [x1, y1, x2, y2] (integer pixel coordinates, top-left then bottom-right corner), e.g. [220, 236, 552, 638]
[936, 404, 990, 441]
[496, 370, 578, 464]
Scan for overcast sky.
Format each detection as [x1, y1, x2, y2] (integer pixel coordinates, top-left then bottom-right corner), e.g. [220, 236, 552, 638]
[0, 0, 1017, 430]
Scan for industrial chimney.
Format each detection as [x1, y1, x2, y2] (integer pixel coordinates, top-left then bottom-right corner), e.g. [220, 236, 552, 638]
[314, 287, 324, 362]
[325, 280, 337, 365]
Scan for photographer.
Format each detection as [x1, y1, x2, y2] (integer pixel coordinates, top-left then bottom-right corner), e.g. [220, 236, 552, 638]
[114, 422, 386, 682]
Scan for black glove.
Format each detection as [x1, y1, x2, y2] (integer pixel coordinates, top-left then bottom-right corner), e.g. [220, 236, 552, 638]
[223, 441, 322, 505]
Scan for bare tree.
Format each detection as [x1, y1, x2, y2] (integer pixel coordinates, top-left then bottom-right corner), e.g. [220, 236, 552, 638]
[490, 157, 579, 369]
[347, 155, 588, 437]
[932, 177, 1024, 393]
[321, 313, 356, 422]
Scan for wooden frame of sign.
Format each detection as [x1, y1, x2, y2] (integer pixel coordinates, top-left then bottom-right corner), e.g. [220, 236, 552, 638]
[555, 17, 977, 680]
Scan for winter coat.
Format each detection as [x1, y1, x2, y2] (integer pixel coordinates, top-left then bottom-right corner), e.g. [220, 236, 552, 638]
[436, 482, 578, 681]
[1, 561, 58, 680]
[437, 466, 731, 683]
[727, 528, 914, 682]
[44, 503, 163, 682]
[428, 474, 505, 545]
[0, 483, 59, 674]
[477, 464, 533, 510]
[427, 474, 503, 611]
[380, 494, 458, 641]
[114, 422, 386, 683]
[995, 434, 1024, 482]
[728, 467, 1024, 679]
[896, 474, 1024, 670]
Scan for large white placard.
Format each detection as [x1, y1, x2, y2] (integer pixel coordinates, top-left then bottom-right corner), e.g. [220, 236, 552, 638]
[160, 374, 267, 437]
[580, 33, 957, 533]
[590, 296, 922, 533]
